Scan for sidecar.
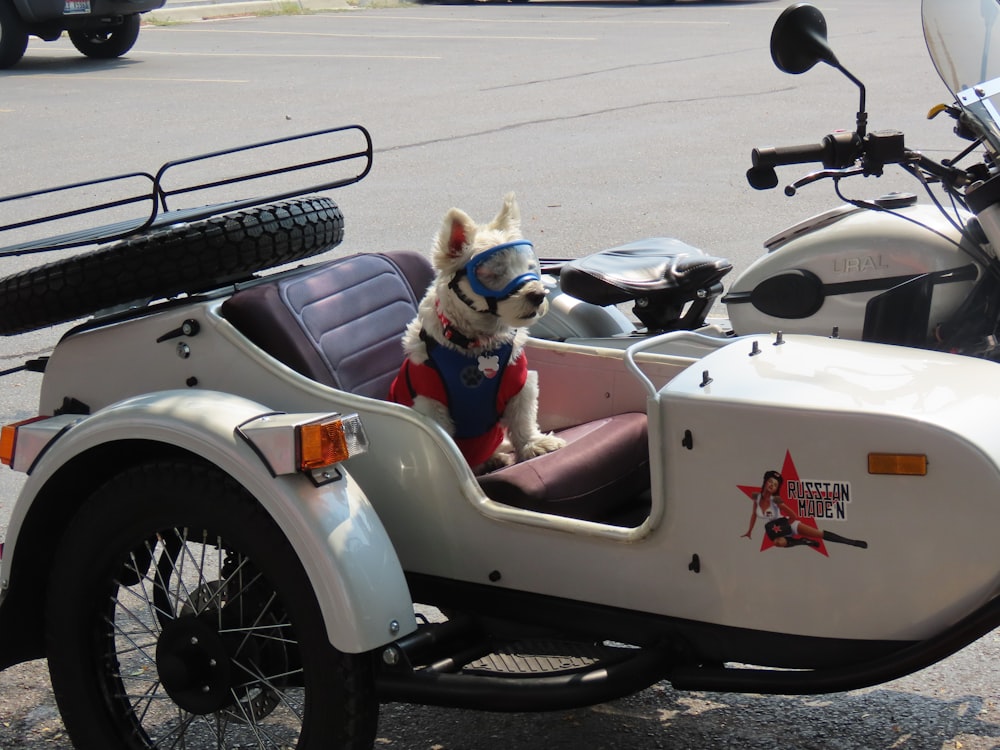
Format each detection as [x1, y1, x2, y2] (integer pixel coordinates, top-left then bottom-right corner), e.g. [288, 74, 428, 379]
[0, 128, 999, 749]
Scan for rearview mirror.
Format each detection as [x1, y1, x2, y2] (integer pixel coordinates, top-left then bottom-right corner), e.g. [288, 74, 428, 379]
[770, 3, 840, 74]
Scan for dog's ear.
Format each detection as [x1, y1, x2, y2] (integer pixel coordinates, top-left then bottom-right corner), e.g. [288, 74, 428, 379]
[487, 192, 521, 236]
[434, 208, 477, 271]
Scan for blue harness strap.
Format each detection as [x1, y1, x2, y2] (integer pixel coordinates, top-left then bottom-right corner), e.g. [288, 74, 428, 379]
[422, 335, 513, 439]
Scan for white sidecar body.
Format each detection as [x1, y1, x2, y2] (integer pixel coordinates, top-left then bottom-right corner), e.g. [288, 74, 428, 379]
[3, 248, 997, 669]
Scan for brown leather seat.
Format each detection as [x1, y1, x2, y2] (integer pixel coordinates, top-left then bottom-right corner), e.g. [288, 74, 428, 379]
[477, 413, 649, 523]
[222, 252, 433, 399]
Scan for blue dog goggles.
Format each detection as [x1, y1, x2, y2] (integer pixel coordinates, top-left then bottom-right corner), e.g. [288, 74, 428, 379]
[463, 240, 541, 299]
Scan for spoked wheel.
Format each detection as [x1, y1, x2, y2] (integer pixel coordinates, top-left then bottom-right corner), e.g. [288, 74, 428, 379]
[45, 460, 378, 749]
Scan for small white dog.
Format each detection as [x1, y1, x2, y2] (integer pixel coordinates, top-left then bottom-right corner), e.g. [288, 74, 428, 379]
[389, 193, 565, 473]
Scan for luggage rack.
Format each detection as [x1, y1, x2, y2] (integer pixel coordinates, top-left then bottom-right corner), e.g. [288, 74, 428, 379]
[0, 123, 373, 258]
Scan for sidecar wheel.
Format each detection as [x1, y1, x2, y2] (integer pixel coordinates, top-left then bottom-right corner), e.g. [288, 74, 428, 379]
[0, 195, 344, 335]
[44, 459, 378, 750]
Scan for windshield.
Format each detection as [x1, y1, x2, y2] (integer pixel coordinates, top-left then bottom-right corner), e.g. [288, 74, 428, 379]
[923, 0, 1000, 152]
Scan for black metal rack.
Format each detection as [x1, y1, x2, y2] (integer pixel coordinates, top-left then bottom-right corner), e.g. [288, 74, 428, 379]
[0, 123, 372, 258]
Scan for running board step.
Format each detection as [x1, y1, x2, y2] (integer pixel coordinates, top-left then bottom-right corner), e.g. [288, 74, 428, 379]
[376, 638, 671, 712]
[463, 639, 626, 676]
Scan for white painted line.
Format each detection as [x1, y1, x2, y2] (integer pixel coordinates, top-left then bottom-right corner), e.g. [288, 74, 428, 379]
[141, 49, 442, 58]
[151, 26, 597, 40]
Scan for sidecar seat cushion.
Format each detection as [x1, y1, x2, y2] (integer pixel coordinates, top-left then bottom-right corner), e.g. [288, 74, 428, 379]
[221, 251, 433, 399]
[477, 412, 649, 521]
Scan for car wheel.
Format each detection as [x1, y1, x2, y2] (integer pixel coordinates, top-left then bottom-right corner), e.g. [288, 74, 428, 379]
[0, 195, 344, 335]
[0, 0, 29, 69]
[45, 459, 379, 750]
[68, 13, 140, 59]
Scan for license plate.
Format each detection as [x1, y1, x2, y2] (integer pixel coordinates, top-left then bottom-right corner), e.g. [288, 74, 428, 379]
[64, 0, 91, 14]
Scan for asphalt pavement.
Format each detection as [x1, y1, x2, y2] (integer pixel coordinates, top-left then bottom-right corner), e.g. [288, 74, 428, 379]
[2, 2, 998, 748]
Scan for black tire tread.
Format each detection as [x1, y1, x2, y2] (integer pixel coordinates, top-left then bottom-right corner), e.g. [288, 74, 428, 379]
[67, 14, 141, 59]
[0, 195, 344, 335]
[45, 459, 378, 749]
[0, 0, 29, 69]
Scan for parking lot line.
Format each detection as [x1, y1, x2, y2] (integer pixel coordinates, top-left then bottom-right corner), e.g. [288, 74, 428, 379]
[141, 49, 442, 58]
[146, 26, 596, 41]
[303, 12, 732, 26]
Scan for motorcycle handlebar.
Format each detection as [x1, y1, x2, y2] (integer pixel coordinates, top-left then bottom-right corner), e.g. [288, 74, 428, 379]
[752, 131, 862, 170]
[747, 130, 915, 192]
[752, 142, 829, 168]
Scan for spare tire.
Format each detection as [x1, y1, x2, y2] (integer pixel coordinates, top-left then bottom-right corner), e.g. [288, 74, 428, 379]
[0, 196, 344, 336]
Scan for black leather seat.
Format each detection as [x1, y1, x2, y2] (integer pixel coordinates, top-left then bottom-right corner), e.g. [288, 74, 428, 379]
[560, 237, 732, 307]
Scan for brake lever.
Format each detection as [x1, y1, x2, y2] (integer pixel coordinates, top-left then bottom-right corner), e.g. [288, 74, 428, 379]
[784, 166, 865, 196]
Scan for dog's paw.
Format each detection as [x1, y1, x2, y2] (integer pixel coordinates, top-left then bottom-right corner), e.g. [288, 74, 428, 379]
[477, 451, 516, 475]
[516, 433, 566, 462]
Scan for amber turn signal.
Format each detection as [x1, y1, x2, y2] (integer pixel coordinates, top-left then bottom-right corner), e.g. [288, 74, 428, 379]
[297, 414, 368, 471]
[0, 416, 49, 467]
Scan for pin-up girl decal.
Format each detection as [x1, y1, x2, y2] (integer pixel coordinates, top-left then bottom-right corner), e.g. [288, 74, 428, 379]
[741, 470, 867, 550]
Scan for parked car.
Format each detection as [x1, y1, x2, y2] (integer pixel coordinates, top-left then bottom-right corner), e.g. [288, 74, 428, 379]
[0, 0, 164, 68]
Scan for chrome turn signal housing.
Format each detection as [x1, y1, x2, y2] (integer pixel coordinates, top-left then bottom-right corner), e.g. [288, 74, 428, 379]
[239, 412, 369, 476]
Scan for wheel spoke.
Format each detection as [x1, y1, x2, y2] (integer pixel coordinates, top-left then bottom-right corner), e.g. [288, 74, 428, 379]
[109, 596, 160, 647]
[229, 656, 305, 723]
[108, 621, 157, 669]
[224, 693, 285, 749]
[111, 534, 306, 747]
[127, 681, 170, 729]
[231, 585, 277, 655]
[168, 528, 194, 611]
[219, 621, 296, 644]
[116, 539, 177, 627]
[152, 706, 200, 750]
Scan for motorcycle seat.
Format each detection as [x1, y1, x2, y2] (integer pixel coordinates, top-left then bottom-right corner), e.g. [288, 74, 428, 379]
[559, 238, 733, 307]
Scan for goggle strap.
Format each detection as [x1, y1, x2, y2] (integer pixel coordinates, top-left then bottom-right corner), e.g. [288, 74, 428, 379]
[448, 273, 499, 316]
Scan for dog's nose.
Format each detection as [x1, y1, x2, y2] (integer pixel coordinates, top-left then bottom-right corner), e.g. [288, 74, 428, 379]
[525, 291, 546, 307]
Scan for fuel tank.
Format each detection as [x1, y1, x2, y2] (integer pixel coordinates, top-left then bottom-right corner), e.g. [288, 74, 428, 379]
[724, 202, 981, 342]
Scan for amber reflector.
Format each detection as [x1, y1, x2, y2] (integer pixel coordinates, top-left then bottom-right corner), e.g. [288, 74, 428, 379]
[868, 453, 927, 476]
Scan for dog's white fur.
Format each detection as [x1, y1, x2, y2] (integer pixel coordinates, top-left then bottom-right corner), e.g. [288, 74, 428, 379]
[402, 192, 565, 470]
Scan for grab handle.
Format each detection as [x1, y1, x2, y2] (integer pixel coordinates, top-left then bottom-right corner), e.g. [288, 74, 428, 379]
[625, 330, 735, 398]
[624, 331, 685, 399]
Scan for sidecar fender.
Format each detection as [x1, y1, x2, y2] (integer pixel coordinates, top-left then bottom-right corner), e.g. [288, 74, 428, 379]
[0, 389, 416, 657]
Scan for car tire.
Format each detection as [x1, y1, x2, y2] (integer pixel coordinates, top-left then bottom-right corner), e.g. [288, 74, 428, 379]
[0, 195, 344, 335]
[68, 13, 141, 59]
[45, 459, 380, 750]
[0, 0, 29, 69]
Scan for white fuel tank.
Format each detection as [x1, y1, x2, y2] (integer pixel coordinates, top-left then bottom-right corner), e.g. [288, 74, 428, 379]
[724, 201, 981, 342]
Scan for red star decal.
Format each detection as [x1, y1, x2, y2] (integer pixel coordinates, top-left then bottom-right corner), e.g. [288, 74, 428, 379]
[737, 450, 828, 556]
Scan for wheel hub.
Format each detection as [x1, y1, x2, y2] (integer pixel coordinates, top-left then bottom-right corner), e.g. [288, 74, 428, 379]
[156, 615, 234, 715]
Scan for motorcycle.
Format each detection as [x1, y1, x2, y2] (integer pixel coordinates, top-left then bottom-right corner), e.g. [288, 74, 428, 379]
[532, 0, 1000, 361]
[0, 2, 998, 749]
